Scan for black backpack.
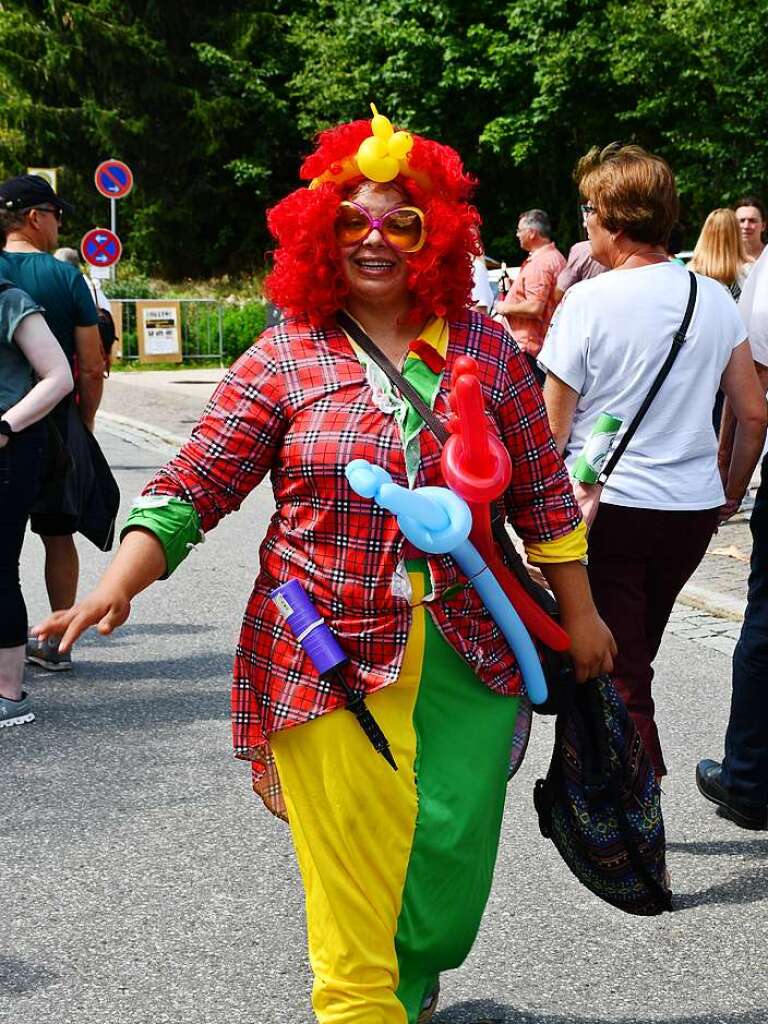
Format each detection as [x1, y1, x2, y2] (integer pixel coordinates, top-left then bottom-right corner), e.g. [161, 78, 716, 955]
[87, 281, 117, 374]
[96, 306, 117, 372]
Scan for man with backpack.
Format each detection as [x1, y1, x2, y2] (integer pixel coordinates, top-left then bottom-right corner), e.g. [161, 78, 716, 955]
[55, 247, 117, 376]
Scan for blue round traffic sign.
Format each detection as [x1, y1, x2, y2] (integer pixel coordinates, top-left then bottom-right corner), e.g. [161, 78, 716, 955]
[81, 227, 122, 268]
[94, 159, 134, 199]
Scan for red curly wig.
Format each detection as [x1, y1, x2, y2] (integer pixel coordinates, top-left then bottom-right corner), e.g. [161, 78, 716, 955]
[265, 119, 481, 326]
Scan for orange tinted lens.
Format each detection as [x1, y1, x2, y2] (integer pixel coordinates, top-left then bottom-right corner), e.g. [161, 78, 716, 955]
[382, 208, 423, 251]
[335, 205, 370, 246]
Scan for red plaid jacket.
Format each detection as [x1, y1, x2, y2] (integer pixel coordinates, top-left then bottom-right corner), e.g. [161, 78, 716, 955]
[143, 311, 580, 770]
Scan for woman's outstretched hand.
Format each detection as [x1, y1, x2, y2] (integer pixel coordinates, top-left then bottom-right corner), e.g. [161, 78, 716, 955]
[33, 585, 132, 653]
[561, 607, 617, 683]
[33, 528, 169, 651]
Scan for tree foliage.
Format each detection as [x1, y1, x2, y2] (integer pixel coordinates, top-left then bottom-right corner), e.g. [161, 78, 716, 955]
[1, 0, 766, 278]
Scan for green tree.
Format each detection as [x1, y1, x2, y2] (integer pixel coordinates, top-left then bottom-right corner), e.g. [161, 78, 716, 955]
[0, 1, 298, 277]
[287, 0, 768, 254]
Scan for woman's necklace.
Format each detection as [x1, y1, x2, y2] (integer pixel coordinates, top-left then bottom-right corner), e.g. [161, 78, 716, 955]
[618, 250, 670, 270]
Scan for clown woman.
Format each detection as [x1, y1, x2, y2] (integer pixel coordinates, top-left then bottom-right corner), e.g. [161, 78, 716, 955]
[35, 105, 614, 1023]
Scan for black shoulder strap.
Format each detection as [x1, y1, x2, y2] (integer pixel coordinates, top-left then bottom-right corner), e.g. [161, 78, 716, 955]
[598, 271, 697, 485]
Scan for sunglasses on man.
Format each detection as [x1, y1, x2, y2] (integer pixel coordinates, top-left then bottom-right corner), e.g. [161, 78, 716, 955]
[27, 205, 63, 226]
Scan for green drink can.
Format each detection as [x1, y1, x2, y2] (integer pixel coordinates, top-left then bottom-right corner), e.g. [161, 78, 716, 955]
[572, 412, 623, 484]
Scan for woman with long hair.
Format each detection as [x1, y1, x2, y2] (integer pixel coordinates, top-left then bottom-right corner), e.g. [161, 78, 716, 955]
[689, 207, 749, 299]
[689, 208, 749, 429]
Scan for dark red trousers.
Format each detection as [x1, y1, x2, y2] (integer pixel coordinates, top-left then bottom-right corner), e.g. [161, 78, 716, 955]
[587, 502, 719, 776]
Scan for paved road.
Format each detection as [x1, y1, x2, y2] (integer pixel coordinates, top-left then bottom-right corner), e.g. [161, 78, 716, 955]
[3, 426, 767, 1024]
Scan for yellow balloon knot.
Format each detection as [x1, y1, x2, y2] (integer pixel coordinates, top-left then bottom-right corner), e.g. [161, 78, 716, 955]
[355, 104, 414, 183]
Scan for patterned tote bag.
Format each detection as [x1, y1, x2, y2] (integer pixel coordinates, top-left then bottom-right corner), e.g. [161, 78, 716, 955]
[533, 674, 673, 916]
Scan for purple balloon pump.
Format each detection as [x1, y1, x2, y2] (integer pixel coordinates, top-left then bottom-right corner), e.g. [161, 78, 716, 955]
[270, 579, 397, 771]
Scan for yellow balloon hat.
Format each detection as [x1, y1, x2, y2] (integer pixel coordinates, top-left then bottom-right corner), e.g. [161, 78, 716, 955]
[310, 104, 430, 191]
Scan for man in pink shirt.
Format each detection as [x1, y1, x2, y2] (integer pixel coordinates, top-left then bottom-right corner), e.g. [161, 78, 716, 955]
[495, 209, 565, 383]
[553, 239, 606, 303]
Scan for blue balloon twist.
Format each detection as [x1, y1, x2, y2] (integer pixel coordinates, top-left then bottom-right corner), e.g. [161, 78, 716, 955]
[346, 459, 548, 704]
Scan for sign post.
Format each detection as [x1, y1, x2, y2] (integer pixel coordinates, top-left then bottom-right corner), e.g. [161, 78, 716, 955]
[94, 159, 133, 281]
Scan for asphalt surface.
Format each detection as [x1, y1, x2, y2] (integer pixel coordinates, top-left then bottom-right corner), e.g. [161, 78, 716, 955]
[3, 406, 767, 1023]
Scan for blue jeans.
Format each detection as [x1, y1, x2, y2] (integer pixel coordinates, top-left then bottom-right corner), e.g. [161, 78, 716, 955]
[722, 452, 768, 805]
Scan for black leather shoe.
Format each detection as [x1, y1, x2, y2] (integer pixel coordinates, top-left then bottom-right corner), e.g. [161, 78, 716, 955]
[696, 759, 767, 830]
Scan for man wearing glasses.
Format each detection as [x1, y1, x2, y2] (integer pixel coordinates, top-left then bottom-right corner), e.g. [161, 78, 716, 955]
[494, 208, 565, 384]
[0, 174, 103, 671]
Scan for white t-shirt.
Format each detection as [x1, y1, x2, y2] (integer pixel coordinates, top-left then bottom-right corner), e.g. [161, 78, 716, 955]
[539, 262, 746, 510]
[739, 246, 768, 366]
[86, 276, 111, 313]
[471, 256, 495, 311]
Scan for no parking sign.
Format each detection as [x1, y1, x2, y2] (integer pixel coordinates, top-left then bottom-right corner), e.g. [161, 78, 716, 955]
[81, 227, 122, 269]
[94, 159, 133, 199]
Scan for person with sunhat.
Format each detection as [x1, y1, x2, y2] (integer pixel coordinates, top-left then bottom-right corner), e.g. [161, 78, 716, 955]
[0, 173, 103, 670]
[33, 109, 614, 1022]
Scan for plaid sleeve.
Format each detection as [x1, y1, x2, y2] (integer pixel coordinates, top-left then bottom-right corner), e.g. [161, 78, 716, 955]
[142, 336, 286, 532]
[498, 344, 582, 543]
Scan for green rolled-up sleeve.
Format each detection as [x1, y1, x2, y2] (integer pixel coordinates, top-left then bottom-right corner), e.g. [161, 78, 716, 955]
[120, 497, 203, 579]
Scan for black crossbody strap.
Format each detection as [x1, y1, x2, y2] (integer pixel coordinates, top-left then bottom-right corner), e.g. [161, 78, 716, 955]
[336, 310, 556, 615]
[598, 271, 698, 485]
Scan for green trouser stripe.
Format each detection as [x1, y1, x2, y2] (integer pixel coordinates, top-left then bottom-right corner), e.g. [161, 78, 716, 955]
[394, 564, 519, 1022]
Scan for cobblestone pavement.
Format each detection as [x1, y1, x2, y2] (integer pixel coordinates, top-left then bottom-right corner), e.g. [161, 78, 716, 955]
[681, 511, 753, 620]
[666, 603, 743, 657]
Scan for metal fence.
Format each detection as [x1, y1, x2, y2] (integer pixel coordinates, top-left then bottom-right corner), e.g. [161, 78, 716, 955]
[110, 298, 224, 364]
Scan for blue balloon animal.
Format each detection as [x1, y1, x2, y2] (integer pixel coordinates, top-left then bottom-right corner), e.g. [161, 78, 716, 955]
[345, 459, 548, 704]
